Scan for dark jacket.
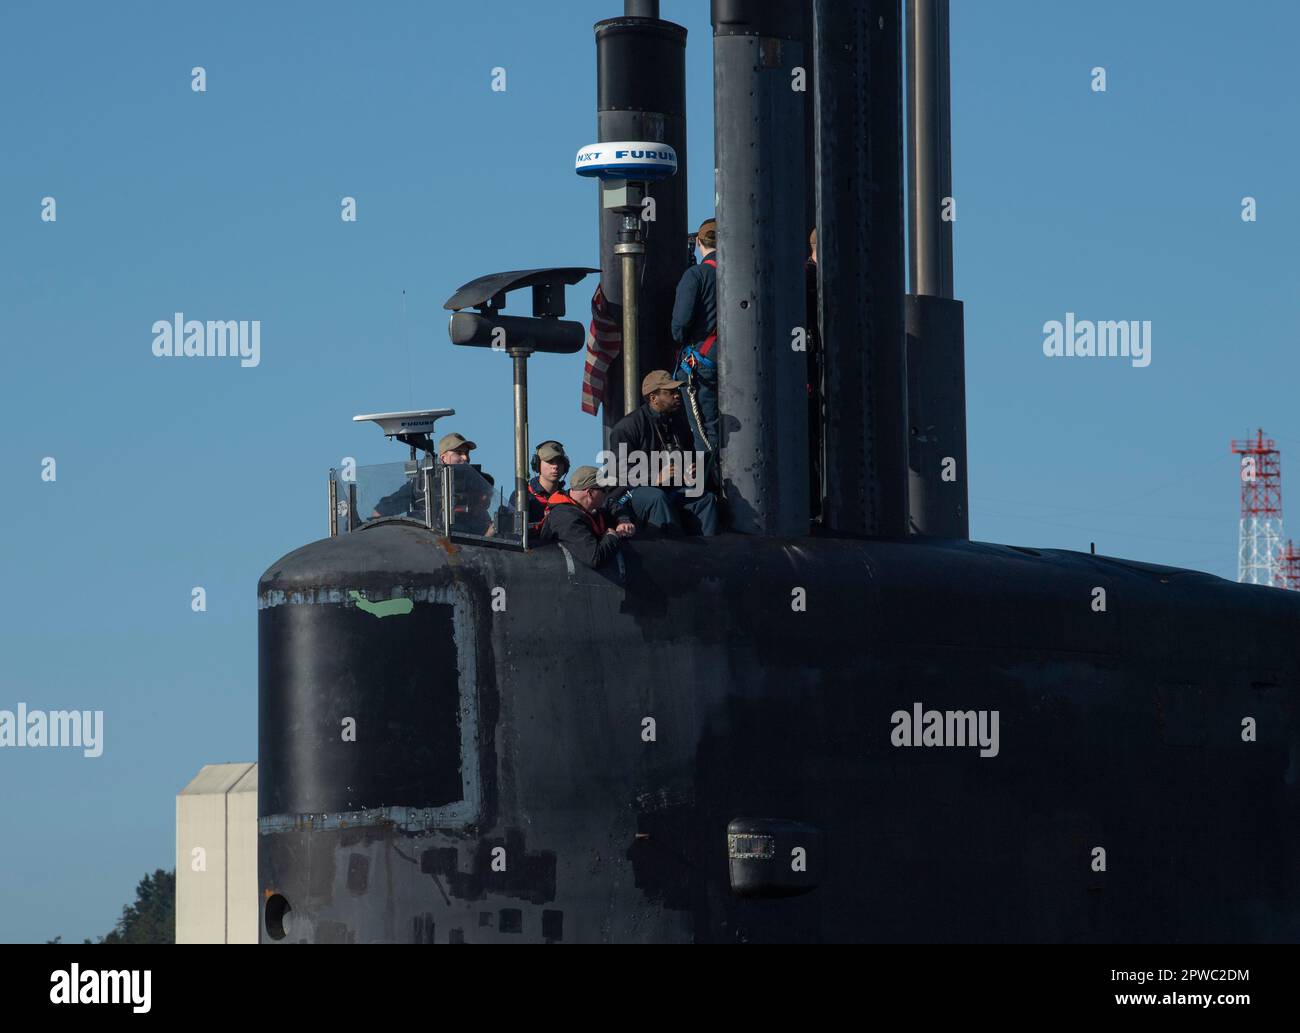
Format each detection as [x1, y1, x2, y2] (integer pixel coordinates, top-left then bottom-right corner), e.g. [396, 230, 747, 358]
[538, 492, 633, 569]
[608, 402, 696, 492]
[372, 463, 492, 533]
[527, 475, 563, 531]
[671, 252, 718, 349]
[371, 461, 434, 521]
[371, 478, 420, 520]
[805, 258, 820, 354]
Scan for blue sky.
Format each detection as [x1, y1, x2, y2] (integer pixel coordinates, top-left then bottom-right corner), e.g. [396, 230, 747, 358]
[0, 0, 1296, 942]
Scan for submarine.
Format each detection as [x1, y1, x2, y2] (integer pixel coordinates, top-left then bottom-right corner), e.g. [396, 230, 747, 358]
[256, 0, 1300, 943]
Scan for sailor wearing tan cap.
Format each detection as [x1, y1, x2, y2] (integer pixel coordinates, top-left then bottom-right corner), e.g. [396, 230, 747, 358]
[371, 430, 492, 532]
[526, 440, 570, 533]
[437, 432, 477, 465]
[538, 465, 636, 569]
[606, 371, 720, 537]
[436, 432, 496, 537]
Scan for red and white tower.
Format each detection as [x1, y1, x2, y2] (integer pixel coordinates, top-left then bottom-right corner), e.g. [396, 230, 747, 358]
[1278, 540, 1300, 592]
[1230, 430, 1284, 586]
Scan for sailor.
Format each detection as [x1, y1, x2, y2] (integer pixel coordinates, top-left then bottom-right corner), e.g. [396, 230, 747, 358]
[470, 471, 500, 538]
[368, 437, 438, 520]
[369, 432, 492, 535]
[608, 371, 720, 537]
[526, 440, 570, 534]
[437, 433, 496, 537]
[437, 432, 476, 466]
[671, 218, 720, 475]
[538, 465, 636, 570]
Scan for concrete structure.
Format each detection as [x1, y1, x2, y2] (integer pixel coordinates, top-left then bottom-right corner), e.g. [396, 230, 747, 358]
[176, 763, 257, 944]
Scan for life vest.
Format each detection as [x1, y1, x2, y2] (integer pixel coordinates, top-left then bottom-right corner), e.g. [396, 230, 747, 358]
[545, 491, 609, 537]
[527, 478, 558, 532]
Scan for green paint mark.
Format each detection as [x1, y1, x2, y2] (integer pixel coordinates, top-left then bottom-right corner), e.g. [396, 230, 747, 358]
[349, 590, 414, 618]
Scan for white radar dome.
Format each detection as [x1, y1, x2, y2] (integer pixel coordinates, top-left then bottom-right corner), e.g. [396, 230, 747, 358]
[574, 141, 678, 181]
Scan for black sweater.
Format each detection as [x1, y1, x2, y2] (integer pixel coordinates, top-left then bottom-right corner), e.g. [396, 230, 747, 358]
[539, 495, 634, 569]
[609, 403, 695, 463]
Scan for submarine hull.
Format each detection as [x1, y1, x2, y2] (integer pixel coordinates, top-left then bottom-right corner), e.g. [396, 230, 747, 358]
[258, 523, 1300, 943]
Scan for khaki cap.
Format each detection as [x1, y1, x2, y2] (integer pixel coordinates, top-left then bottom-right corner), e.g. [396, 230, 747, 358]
[535, 440, 567, 463]
[642, 370, 684, 396]
[569, 466, 608, 492]
[438, 432, 477, 454]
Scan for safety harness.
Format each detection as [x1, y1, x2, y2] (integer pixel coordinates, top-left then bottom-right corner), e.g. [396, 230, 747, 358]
[676, 257, 718, 454]
[680, 257, 718, 370]
[527, 477, 561, 533]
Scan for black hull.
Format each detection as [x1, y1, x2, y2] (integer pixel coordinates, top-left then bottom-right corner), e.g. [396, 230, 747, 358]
[258, 523, 1300, 943]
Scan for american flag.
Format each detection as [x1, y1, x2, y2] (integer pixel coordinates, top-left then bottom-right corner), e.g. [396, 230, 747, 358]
[581, 283, 622, 415]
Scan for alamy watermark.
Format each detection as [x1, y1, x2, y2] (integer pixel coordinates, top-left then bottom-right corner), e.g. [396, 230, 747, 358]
[891, 701, 1000, 758]
[152, 313, 261, 368]
[596, 445, 707, 498]
[0, 704, 103, 757]
[50, 965, 150, 1013]
[1042, 312, 1151, 368]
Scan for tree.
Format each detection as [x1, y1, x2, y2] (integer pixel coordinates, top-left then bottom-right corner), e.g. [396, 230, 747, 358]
[101, 869, 175, 944]
[47, 869, 175, 945]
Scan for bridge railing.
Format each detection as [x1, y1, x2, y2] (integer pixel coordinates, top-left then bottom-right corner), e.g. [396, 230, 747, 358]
[328, 461, 527, 549]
